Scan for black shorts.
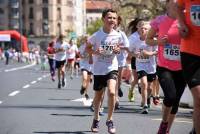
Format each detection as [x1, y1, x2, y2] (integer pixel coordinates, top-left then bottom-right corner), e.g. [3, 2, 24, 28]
[81, 68, 93, 75]
[137, 70, 157, 82]
[93, 70, 118, 91]
[181, 52, 200, 89]
[131, 57, 136, 70]
[56, 60, 66, 69]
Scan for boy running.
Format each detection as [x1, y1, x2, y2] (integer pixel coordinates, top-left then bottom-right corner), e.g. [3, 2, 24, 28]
[87, 9, 122, 134]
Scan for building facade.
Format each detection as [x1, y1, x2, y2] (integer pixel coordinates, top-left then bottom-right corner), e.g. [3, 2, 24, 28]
[0, 0, 86, 38]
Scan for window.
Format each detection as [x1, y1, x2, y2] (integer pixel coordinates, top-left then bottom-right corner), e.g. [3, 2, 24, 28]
[29, 23, 34, 35]
[29, 0, 33, 4]
[57, 0, 61, 4]
[29, 7, 34, 19]
[57, 8, 61, 20]
[42, 7, 48, 19]
[42, 22, 49, 35]
[67, 1, 73, 7]
[43, 0, 48, 4]
[57, 23, 61, 35]
[0, 8, 4, 14]
[67, 15, 73, 21]
[0, 0, 5, 4]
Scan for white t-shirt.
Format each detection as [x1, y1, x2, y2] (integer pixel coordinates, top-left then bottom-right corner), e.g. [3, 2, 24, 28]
[54, 41, 68, 61]
[79, 43, 93, 72]
[128, 31, 140, 53]
[129, 34, 157, 74]
[66, 44, 78, 59]
[117, 30, 129, 67]
[88, 28, 123, 75]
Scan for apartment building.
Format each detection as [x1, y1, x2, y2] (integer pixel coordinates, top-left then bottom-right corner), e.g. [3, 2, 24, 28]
[0, 0, 20, 30]
[0, 0, 86, 38]
[86, 0, 111, 26]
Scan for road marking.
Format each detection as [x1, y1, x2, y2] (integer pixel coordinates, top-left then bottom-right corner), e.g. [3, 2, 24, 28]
[152, 118, 192, 124]
[37, 77, 42, 81]
[0, 101, 3, 104]
[9, 90, 20, 96]
[4, 63, 35, 72]
[23, 84, 30, 88]
[71, 98, 93, 106]
[31, 81, 37, 84]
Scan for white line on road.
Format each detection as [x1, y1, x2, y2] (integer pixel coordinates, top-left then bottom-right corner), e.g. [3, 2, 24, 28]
[0, 101, 3, 104]
[23, 84, 30, 88]
[37, 77, 42, 81]
[4, 63, 36, 72]
[71, 98, 93, 106]
[31, 81, 37, 84]
[9, 90, 20, 96]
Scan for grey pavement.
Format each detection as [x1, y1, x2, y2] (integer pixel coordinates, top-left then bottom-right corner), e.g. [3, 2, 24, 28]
[0, 64, 193, 134]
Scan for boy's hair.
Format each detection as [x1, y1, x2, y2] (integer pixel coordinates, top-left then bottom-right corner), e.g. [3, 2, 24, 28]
[102, 9, 117, 18]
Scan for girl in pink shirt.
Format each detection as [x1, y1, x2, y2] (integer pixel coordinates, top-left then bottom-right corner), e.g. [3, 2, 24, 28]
[146, 0, 186, 133]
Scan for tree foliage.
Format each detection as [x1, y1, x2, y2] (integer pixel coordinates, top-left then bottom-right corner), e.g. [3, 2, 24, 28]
[86, 19, 103, 35]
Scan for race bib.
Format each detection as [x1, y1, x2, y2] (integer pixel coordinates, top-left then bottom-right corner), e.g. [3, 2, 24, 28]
[137, 49, 150, 63]
[101, 44, 115, 55]
[190, 5, 200, 26]
[164, 44, 180, 61]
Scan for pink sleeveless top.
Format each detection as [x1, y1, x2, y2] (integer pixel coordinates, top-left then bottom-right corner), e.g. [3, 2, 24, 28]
[150, 15, 182, 71]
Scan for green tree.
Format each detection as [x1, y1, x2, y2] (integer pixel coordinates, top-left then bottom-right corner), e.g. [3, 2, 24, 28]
[86, 19, 103, 35]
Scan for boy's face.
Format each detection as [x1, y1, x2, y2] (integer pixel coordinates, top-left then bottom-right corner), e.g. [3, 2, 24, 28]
[102, 12, 117, 30]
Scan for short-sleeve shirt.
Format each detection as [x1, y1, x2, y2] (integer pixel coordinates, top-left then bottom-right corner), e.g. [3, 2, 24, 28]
[177, 0, 200, 56]
[88, 28, 123, 75]
[54, 41, 68, 61]
[66, 44, 79, 59]
[132, 38, 157, 74]
[79, 43, 93, 72]
[150, 15, 182, 71]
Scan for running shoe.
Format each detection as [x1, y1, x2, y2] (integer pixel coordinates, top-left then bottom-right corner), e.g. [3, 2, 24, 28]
[147, 97, 151, 108]
[106, 120, 116, 134]
[91, 119, 100, 133]
[80, 86, 86, 95]
[115, 101, 120, 110]
[157, 121, 168, 134]
[128, 88, 135, 102]
[62, 79, 65, 87]
[141, 105, 148, 114]
[118, 87, 123, 97]
[85, 93, 89, 100]
[58, 82, 61, 89]
[51, 76, 55, 82]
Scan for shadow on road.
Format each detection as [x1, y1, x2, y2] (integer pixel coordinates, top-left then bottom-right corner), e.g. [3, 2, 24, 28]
[34, 130, 91, 134]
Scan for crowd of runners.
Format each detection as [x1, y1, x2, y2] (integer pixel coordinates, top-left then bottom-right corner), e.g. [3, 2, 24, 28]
[29, 0, 200, 134]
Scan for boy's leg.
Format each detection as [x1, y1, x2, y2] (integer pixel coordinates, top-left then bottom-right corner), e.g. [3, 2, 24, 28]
[107, 79, 117, 121]
[93, 90, 104, 120]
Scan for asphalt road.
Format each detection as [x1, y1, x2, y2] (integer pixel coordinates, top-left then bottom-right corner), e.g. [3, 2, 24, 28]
[0, 60, 193, 134]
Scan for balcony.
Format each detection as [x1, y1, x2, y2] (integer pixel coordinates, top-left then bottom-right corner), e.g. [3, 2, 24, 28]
[9, 19, 19, 29]
[10, 12, 19, 19]
[9, 1, 19, 8]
